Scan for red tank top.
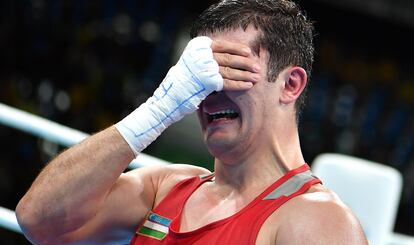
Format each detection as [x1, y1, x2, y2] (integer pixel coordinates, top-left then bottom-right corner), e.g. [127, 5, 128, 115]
[130, 164, 321, 244]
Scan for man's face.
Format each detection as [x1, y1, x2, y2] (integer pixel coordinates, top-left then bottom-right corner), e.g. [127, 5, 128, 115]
[197, 26, 284, 163]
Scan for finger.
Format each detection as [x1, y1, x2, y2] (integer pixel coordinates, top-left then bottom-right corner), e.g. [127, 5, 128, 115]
[220, 66, 260, 83]
[211, 40, 252, 57]
[214, 53, 261, 73]
[223, 79, 253, 91]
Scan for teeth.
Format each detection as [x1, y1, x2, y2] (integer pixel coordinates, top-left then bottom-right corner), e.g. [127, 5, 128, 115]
[207, 109, 239, 122]
[208, 109, 237, 116]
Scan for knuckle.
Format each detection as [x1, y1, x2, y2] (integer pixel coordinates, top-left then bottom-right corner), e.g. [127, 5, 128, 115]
[224, 66, 232, 76]
[223, 54, 231, 64]
[219, 66, 226, 77]
[213, 53, 219, 62]
[216, 53, 225, 64]
[223, 79, 231, 89]
[212, 40, 223, 50]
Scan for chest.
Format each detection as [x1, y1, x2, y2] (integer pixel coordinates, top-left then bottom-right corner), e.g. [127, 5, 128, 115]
[178, 187, 279, 244]
[131, 166, 320, 245]
[179, 187, 243, 231]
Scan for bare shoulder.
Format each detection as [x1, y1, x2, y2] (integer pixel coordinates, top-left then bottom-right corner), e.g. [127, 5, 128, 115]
[272, 184, 368, 244]
[124, 163, 211, 205]
[124, 163, 211, 184]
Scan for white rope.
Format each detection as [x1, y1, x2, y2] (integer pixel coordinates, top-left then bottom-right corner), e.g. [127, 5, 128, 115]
[0, 103, 171, 167]
[0, 102, 171, 234]
[0, 207, 22, 234]
[0, 103, 88, 146]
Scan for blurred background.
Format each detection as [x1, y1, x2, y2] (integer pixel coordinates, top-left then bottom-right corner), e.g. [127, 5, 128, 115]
[0, 0, 413, 244]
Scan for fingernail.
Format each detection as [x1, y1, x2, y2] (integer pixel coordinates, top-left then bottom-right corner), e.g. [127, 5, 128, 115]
[253, 65, 261, 72]
[243, 48, 251, 55]
[246, 82, 254, 88]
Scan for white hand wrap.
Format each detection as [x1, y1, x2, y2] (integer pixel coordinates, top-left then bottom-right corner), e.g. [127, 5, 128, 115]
[115, 36, 223, 155]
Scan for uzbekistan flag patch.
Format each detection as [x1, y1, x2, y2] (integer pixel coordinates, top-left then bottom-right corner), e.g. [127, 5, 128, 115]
[137, 212, 171, 240]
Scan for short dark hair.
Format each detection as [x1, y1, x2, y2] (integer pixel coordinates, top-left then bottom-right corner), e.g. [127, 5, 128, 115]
[190, 0, 314, 117]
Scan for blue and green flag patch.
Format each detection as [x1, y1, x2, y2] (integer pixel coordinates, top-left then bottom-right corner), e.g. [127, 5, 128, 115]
[137, 212, 171, 240]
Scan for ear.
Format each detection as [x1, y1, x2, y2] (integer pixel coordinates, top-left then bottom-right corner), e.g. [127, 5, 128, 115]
[279, 67, 307, 105]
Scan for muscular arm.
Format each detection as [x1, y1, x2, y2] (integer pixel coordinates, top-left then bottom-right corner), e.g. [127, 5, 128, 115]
[16, 127, 212, 244]
[16, 127, 142, 244]
[17, 126, 211, 244]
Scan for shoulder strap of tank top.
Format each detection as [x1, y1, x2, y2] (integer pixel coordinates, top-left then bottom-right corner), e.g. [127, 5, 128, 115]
[152, 172, 215, 214]
[263, 169, 320, 200]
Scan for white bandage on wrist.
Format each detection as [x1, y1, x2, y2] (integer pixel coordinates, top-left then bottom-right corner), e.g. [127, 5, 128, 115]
[115, 36, 223, 155]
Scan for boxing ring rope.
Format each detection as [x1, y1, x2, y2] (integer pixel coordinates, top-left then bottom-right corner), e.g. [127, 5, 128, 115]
[0, 102, 171, 234]
[0, 206, 22, 233]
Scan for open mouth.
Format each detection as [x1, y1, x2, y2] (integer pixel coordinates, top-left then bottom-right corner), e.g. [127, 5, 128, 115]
[200, 91, 241, 126]
[207, 109, 240, 123]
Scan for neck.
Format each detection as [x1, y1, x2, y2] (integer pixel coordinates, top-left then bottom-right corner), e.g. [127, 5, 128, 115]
[213, 125, 305, 193]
